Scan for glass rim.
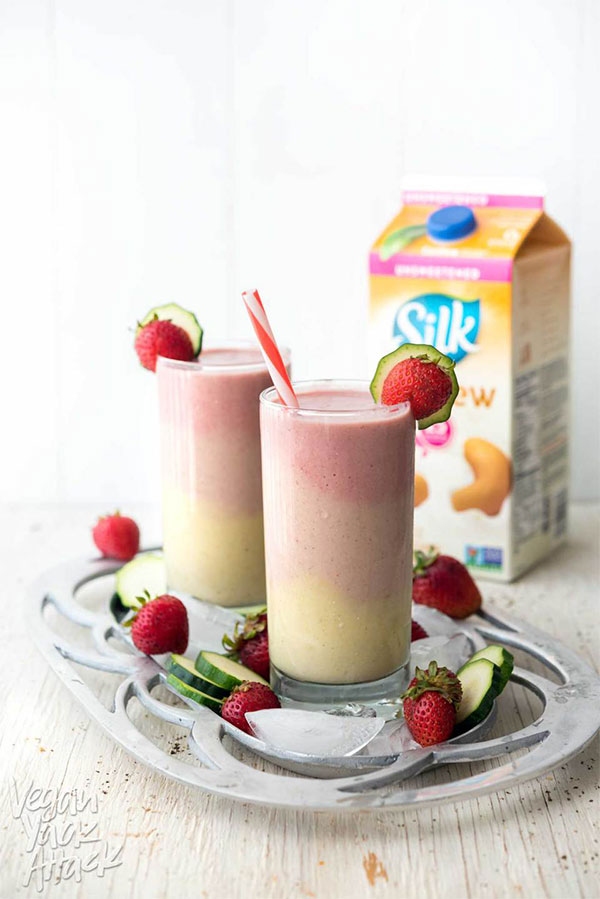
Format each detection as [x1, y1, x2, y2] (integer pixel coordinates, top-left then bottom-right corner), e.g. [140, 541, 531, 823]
[156, 339, 291, 373]
[259, 379, 411, 418]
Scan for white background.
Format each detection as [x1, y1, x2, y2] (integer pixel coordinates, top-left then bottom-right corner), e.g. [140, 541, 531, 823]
[1, 0, 599, 506]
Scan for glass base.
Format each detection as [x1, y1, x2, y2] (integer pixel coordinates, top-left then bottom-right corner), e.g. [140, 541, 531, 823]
[270, 662, 410, 709]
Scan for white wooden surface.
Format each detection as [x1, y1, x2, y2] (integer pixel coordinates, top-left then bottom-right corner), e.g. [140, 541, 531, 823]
[1, 0, 599, 505]
[1, 502, 598, 899]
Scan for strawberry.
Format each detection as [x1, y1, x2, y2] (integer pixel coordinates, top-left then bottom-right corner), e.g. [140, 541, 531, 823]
[221, 681, 280, 734]
[92, 511, 139, 561]
[126, 593, 189, 655]
[239, 632, 269, 680]
[380, 357, 453, 421]
[412, 548, 482, 619]
[401, 661, 462, 747]
[134, 318, 195, 372]
[223, 612, 270, 680]
[411, 619, 429, 642]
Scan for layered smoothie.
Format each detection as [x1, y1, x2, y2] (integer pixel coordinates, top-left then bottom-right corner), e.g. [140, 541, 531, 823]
[260, 381, 415, 696]
[158, 345, 287, 606]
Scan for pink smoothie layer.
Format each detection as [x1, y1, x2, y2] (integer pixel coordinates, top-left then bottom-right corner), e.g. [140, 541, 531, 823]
[158, 348, 272, 513]
[296, 391, 382, 411]
[261, 385, 415, 684]
[158, 346, 287, 605]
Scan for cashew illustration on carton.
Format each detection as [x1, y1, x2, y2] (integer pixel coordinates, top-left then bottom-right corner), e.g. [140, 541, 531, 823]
[451, 437, 511, 516]
[414, 473, 429, 507]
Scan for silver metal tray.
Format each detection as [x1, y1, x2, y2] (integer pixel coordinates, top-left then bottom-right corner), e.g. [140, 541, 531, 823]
[28, 553, 600, 811]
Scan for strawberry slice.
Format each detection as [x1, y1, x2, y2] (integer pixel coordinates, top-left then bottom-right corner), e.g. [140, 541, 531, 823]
[134, 302, 203, 372]
[370, 343, 458, 429]
[135, 319, 195, 372]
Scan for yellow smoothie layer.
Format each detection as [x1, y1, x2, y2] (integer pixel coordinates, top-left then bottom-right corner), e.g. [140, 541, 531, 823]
[268, 575, 411, 684]
[162, 489, 266, 606]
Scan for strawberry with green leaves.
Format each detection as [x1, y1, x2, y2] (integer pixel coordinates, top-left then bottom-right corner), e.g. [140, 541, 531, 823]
[124, 591, 189, 655]
[400, 661, 462, 747]
[223, 611, 269, 680]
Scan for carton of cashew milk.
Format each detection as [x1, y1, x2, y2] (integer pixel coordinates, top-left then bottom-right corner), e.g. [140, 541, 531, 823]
[369, 177, 571, 581]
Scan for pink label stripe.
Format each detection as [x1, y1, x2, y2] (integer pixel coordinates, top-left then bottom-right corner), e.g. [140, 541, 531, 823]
[401, 190, 544, 210]
[369, 253, 513, 282]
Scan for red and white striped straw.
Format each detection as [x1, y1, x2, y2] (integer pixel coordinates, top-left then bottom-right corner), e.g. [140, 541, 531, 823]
[242, 289, 299, 408]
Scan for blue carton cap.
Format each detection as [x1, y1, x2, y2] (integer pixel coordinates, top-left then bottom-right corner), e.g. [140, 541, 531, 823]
[427, 205, 476, 242]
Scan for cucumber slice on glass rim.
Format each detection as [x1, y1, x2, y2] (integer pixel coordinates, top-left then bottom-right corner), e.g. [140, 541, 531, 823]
[195, 651, 269, 689]
[369, 343, 459, 429]
[455, 657, 504, 734]
[137, 303, 203, 356]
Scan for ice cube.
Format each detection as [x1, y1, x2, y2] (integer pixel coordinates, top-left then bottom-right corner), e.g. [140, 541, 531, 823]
[365, 718, 420, 756]
[325, 703, 377, 718]
[409, 632, 472, 674]
[412, 605, 458, 637]
[246, 709, 385, 757]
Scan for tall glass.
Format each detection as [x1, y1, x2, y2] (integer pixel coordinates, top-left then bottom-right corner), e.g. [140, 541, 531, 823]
[260, 380, 415, 704]
[158, 342, 290, 606]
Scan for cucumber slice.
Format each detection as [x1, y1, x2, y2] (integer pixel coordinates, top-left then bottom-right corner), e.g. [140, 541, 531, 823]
[115, 554, 167, 608]
[195, 651, 269, 689]
[166, 673, 224, 713]
[455, 658, 503, 733]
[137, 303, 203, 355]
[166, 655, 229, 699]
[465, 645, 514, 692]
[109, 592, 131, 623]
[229, 603, 267, 616]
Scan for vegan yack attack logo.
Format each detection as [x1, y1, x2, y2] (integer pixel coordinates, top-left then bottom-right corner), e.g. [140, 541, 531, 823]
[393, 294, 480, 364]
